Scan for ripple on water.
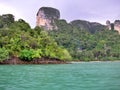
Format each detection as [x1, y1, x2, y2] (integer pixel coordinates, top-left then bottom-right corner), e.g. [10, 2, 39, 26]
[0, 62, 120, 90]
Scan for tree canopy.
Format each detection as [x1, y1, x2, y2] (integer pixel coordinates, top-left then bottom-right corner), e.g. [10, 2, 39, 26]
[0, 14, 71, 62]
[0, 14, 119, 62]
[48, 19, 120, 61]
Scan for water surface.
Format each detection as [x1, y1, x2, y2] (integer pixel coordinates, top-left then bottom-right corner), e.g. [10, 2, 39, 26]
[0, 62, 120, 90]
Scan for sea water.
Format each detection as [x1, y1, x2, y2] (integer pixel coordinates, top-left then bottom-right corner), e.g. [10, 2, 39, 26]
[0, 62, 120, 90]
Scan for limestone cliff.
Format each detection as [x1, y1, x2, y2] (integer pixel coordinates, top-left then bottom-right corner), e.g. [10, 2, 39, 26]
[70, 20, 105, 33]
[106, 20, 120, 34]
[36, 7, 105, 33]
[36, 7, 60, 30]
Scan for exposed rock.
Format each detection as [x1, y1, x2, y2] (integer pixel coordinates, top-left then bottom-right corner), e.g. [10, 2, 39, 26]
[36, 7, 108, 33]
[114, 20, 120, 34]
[36, 7, 60, 30]
[106, 20, 120, 34]
[106, 20, 111, 30]
[114, 20, 120, 25]
[106, 20, 111, 25]
[70, 20, 105, 33]
[0, 56, 67, 64]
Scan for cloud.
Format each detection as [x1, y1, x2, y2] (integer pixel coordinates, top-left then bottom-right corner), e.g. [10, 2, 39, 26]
[0, 3, 23, 20]
[0, 0, 120, 27]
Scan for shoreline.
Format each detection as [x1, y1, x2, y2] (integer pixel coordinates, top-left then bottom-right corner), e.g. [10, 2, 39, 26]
[70, 60, 120, 64]
[0, 56, 120, 65]
[0, 57, 68, 65]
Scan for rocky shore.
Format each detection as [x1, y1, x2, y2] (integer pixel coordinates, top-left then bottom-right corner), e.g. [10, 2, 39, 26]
[0, 56, 67, 65]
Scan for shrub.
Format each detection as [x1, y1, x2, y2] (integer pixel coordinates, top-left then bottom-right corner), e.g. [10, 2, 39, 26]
[19, 49, 34, 61]
[19, 49, 42, 61]
[32, 49, 42, 58]
[0, 48, 9, 62]
[56, 48, 72, 61]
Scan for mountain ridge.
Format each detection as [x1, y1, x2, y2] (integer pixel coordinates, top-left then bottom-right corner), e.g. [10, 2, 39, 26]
[36, 7, 120, 34]
[36, 7, 105, 32]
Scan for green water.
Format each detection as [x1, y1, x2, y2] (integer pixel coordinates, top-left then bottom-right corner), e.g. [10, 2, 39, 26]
[0, 62, 120, 90]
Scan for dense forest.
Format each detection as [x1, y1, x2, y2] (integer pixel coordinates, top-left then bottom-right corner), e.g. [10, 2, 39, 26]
[0, 14, 71, 63]
[49, 19, 120, 61]
[0, 14, 120, 63]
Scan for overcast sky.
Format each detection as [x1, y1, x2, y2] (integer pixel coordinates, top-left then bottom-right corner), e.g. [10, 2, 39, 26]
[0, 0, 120, 28]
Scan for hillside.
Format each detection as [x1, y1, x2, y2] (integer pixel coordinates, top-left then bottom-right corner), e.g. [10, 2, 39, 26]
[0, 14, 71, 64]
[49, 19, 120, 61]
[36, 7, 120, 61]
[0, 7, 120, 62]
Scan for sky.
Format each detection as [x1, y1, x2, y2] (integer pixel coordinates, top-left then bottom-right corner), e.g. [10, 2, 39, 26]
[0, 0, 120, 28]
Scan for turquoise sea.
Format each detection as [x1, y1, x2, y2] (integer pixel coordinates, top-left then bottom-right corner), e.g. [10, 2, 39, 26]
[0, 62, 120, 90]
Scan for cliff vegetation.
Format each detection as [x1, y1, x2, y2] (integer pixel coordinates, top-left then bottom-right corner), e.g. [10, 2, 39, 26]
[48, 19, 120, 61]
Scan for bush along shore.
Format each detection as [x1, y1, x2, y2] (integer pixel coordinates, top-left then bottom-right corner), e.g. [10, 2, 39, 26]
[0, 14, 72, 64]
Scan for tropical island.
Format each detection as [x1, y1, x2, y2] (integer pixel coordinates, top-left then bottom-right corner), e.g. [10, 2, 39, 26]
[0, 7, 120, 64]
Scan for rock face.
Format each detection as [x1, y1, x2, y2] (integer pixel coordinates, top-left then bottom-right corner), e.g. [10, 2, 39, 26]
[36, 7, 105, 33]
[106, 20, 120, 34]
[36, 7, 60, 30]
[70, 20, 105, 33]
[0, 56, 67, 64]
[114, 20, 120, 34]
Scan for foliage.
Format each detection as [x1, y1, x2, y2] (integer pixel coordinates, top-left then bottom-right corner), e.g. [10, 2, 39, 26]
[49, 20, 120, 61]
[19, 49, 34, 61]
[58, 49, 72, 61]
[19, 49, 43, 61]
[0, 48, 9, 62]
[0, 14, 14, 28]
[0, 14, 120, 62]
[32, 49, 42, 59]
[0, 14, 71, 62]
